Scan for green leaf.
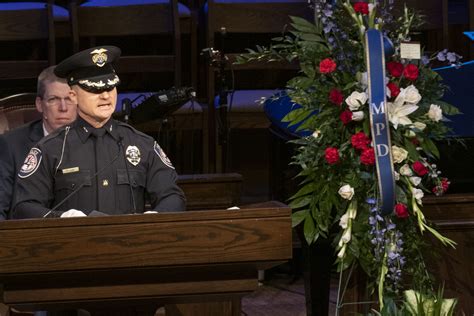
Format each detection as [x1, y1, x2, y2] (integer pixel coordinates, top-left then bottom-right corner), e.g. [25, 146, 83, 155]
[422, 137, 440, 159]
[299, 33, 325, 42]
[436, 100, 461, 116]
[291, 209, 308, 227]
[404, 138, 419, 160]
[283, 108, 313, 127]
[290, 182, 317, 199]
[290, 16, 321, 34]
[289, 195, 312, 209]
[303, 213, 317, 245]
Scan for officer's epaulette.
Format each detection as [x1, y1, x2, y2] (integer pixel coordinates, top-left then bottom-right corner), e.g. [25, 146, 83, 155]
[116, 121, 154, 141]
[37, 124, 71, 146]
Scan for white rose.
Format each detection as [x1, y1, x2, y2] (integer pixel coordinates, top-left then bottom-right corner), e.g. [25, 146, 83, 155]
[410, 176, 422, 186]
[396, 85, 422, 105]
[312, 130, 321, 138]
[412, 122, 426, 131]
[400, 164, 413, 176]
[352, 111, 365, 121]
[345, 91, 368, 111]
[412, 187, 424, 204]
[338, 184, 355, 200]
[427, 104, 443, 122]
[392, 146, 408, 163]
[339, 213, 349, 229]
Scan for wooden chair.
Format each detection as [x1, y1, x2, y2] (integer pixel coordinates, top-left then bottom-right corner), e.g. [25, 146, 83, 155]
[203, 0, 311, 172]
[0, 1, 55, 81]
[0, 93, 40, 134]
[69, 0, 192, 90]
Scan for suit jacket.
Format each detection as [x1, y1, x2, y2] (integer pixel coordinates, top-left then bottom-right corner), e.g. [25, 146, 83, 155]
[0, 120, 43, 219]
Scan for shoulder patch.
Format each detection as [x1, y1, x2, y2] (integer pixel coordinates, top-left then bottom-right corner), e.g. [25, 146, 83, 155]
[18, 147, 42, 178]
[154, 142, 174, 169]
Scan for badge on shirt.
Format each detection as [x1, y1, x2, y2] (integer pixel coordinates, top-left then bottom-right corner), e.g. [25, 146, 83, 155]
[18, 147, 42, 178]
[154, 141, 174, 169]
[126, 145, 141, 166]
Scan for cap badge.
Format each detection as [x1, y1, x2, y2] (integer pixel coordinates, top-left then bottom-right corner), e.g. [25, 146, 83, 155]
[126, 145, 141, 166]
[90, 48, 108, 67]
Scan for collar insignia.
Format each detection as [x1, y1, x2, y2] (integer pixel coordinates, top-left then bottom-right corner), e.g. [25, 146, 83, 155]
[90, 48, 108, 67]
[126, 145, 141, 166]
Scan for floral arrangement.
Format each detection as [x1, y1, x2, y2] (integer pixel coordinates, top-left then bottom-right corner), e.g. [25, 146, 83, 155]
[237, 0, 462, 311]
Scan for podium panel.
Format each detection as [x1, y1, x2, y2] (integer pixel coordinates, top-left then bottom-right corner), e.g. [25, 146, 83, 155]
[0, 202, 292, 313]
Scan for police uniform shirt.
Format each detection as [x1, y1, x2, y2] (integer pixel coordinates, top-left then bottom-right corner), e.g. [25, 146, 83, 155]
[13, 116, 186, 218]
[0, 120, 44, 220]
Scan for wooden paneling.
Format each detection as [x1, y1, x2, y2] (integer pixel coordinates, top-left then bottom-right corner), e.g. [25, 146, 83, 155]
[0, 202, 291, 314]
[177, 173, 242, 210]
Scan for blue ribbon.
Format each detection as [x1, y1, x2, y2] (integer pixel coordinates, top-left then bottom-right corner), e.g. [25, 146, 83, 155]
[365, 29, 395, 215]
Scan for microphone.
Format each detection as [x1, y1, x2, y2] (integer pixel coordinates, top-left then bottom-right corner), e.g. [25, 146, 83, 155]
[118, 136, 137, 213]
[122, 98, 132, 123]
[43, 140, 122, 218]
[130, 87, 195, 124]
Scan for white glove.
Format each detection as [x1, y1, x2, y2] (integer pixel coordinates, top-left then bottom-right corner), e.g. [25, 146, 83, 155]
[144, 211, 158, 214]
[60, 209, 87, 218]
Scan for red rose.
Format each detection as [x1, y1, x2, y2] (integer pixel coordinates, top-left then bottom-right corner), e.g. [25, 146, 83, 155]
[387, 61, 404, 77]
[329, 88, 344, 105]
[387, 82, 400, 98]
[324, 147, 340, 164]
[353, 2, 369, 15]
[412, 161, 428, 176]
[411, 138, 420, 145]
[319, 58, 337, 74]
[360, 147, 375, 166]
[340, 110, 352, 125]
[441, 178, 450, 192]
[403, 64, 419, 81]
[433, 178, 450, 195]
[351, 132, 371, 150]
[394, 203, 409, 218]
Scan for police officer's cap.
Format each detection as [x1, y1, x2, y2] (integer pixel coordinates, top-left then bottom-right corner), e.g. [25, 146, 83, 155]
[54, 46, 121, 93]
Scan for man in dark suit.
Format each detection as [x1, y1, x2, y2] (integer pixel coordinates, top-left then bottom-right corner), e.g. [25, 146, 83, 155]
[0, 66, 77, 220]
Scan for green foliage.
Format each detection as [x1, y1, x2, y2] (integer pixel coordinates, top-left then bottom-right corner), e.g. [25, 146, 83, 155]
[239, 0, 461, 312]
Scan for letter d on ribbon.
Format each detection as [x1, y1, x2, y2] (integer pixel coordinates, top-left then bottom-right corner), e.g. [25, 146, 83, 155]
[365, 29, 395, 215]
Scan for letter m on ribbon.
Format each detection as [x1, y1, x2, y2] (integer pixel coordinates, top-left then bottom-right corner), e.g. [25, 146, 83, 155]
[365, 29, 395, 215]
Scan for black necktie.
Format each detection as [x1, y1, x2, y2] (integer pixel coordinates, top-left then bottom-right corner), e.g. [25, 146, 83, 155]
[91, 128, 107, 211]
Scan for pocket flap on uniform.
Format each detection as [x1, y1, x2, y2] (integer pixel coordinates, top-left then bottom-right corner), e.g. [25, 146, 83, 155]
[116, 169, 146, 187]
[55, 170, 91, 190]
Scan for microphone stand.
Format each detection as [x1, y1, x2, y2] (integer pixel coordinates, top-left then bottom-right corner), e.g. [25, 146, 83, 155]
[216, 27, 230, 172]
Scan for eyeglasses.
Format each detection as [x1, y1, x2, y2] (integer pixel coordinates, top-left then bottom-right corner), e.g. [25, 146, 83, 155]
[44, 96, 76, 107]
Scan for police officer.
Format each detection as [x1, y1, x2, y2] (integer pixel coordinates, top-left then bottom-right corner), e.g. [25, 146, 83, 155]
[0, 66, 77, 220]
[13, 46, 186, 218]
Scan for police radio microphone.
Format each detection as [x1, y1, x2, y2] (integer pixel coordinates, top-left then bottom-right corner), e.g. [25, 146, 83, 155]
[130, 87, 195, 124]
[43, 141, 123, 218]
[118, 135, 137, 214]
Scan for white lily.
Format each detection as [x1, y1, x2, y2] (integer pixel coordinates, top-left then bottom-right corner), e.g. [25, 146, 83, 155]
[387, 100, 419, 129]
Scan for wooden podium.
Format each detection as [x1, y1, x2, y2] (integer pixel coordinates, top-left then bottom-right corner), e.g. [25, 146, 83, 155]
[0, 202, 292, 315]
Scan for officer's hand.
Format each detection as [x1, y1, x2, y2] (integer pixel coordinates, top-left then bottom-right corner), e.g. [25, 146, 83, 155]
[60, 209, 87, 218]
[144, 211, 158, 214]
